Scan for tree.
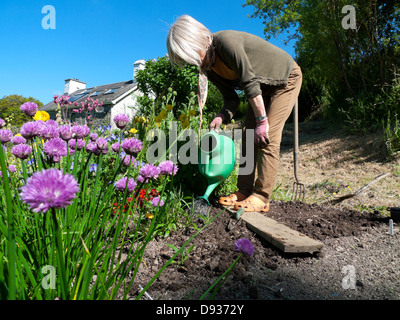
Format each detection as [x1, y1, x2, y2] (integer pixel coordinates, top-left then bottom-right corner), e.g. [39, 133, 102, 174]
[0, 94, 44, 128]
[134, 56, 224, 121]
[243, 0, 400, 123]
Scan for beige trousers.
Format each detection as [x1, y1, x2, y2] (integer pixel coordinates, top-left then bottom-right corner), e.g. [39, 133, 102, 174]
[237, 62, 303, 203]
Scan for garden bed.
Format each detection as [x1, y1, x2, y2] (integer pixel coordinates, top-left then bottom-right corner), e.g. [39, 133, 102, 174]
[122, 199, 400, 300]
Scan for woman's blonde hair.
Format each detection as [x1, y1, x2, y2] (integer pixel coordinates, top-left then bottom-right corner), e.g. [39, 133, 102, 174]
[167, 15, 212, 68]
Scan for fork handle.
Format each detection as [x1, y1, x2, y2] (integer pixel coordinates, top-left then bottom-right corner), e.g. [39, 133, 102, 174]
[293, 99, 299, 182]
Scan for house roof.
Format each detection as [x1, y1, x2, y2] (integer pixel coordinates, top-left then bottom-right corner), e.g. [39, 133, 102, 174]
[41, 79, 138, 111]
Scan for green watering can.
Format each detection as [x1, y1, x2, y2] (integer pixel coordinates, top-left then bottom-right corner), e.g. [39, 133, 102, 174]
[198, 130, 236, 204]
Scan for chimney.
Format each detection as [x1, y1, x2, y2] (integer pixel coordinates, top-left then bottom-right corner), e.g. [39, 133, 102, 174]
[64, 78, 87, 95]
[133, 59, 146, 83]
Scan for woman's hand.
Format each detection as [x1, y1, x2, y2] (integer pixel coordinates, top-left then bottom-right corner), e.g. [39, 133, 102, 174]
[248, 94, 270, 147]
[255, 117, 270, 147]
[209, 113, 225, 130]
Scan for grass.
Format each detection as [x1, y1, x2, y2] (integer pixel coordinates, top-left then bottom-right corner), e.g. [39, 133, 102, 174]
[276, 120, 400, 212]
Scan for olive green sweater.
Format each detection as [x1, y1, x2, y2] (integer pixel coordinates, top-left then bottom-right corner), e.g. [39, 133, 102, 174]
[207, 30, 294, 122]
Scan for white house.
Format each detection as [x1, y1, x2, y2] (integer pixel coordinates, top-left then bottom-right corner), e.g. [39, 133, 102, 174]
[41, 59, 146, 130]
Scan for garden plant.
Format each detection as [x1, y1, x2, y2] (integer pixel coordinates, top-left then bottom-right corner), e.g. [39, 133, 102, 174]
[0, 88, 248, 300]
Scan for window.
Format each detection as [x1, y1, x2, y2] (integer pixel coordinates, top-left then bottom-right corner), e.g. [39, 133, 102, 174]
[90, 91, 103, 97]
[69, 90, 90, 102]
[103, 87, 120, 95]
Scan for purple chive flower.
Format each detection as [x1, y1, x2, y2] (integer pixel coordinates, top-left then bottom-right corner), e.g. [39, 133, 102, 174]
[8, 165, 17, 173]
[111, 142, 120, 152]
[158, 160, 178, 176]
[234, 238, 254, 256]
[86, 142, 100, 155]
[20, 121, 43, 139]
[123, 155, 137, 168]
[68, 139, 85, 151]
[121, 138, 143, 155]
[136, 175, 145, 183]
[96, 137, 108, 150]
[90, 133, 98, 141]
[20, 168, 80, 213]
[39, 125, 60, 140]
[71, 125, 90, 139]
[11, 144, 32, 159]
[139, 163, 160, 180]
[115, 177, 137, 193]
[45, 120, 58, 127]
[151, 196, 164, 207]
[0, 129, 13, 143]
[59, 125, 73, 141]
[113, 114, 130, 129]
[11, 135, 27, 145]
[20, 102, 38, 117]
[0, 118, 5, 128]
[43, 138, 68, 163]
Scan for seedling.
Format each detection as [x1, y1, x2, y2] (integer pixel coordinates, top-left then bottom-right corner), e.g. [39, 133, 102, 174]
[166, 243, 195, 267]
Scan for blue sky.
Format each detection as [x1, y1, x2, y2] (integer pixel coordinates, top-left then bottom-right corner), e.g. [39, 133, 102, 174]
[0, 0, 296, 105]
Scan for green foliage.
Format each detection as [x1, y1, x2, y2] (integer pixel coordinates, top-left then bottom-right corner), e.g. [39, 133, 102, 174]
[244, 0, 400, 156]
[0, 94, 43, 129]
[383, 112, 400, 157]
[165, 243, 195, 267]
[214, 165, 238, 197]
[134, 56, 224, 121]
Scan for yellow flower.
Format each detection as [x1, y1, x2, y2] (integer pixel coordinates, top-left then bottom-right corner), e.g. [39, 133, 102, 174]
[189, 110, 197, 116]
[165, 104, 173, 111]
[154, 115, 162, 124]
[145, 213, 154, 219]
[159, 109, 168, 120]
[181, 120, 190, 129]
[129, 128, 138, 134]
[33, 111, 50, 121]
[179, 113, 187, 122]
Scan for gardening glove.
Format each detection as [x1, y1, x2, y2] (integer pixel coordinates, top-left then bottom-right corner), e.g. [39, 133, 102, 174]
[209, 113, 225, 130]
[255, 117, 270, 147]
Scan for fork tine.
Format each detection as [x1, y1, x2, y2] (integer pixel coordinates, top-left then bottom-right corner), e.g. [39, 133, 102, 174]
[292, 181, 305, 202]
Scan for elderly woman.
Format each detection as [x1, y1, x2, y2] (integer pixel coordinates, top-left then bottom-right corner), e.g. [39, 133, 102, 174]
[167, 15, 302, 212]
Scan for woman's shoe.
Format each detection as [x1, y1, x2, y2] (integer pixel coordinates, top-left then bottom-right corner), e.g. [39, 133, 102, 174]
[218, 191, 246, 206]
[233, 195, 269, 212]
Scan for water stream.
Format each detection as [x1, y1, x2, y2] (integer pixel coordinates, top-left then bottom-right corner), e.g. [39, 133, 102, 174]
[191, 198, 211, 216]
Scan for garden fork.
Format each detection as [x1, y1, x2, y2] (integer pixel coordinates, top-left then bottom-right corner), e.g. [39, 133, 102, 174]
[291, 99, 305, 202]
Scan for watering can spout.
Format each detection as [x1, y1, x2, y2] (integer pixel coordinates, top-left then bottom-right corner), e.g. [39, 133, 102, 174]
[198, 130, 235, 202]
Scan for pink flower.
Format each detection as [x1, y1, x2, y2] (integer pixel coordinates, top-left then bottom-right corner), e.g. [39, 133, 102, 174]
[0, 129, 13, 143]
[20, 168, 79, 213]
[234, 238, 254, 256]
[20, 102, 38, 117]
[121, 138, 143, 155]
[113, 114, 130, 129]
[115, 177, 137, 193]
[11, 144, 32, 159]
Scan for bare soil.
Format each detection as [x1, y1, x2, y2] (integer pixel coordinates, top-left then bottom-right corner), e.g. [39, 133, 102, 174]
[121, 121, 400, 300]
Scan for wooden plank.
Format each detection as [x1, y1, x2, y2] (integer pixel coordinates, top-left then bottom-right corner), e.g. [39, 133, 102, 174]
[240, 211, 324, 253]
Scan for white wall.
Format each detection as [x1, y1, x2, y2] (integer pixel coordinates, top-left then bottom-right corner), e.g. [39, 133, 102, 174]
[64, 79, 86, 95]
[109, 90, 143, 130]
